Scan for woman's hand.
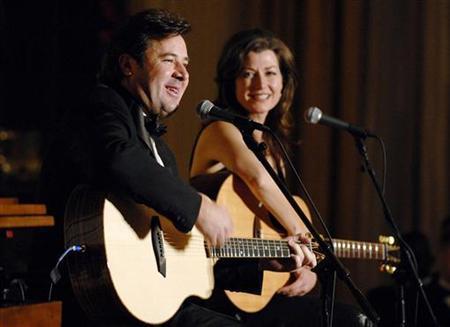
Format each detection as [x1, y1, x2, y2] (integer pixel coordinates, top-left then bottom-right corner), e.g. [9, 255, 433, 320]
[258, 233, 318, 296]
[260, 234, 317, 271]
[277, 267, 318, 297]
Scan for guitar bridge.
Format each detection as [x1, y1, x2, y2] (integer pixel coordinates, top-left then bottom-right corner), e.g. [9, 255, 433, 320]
[151, 216, 166, 277]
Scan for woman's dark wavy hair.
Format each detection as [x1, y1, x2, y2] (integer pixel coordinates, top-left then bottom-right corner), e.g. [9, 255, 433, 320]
[215, 28, 297, 166]
[98, 8, 191, 85]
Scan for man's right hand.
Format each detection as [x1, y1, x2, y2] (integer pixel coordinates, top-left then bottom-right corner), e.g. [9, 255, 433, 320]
[195, 193, 233, 247]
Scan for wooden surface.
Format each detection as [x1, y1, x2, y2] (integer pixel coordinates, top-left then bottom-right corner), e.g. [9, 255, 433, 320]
[0, 204, 47, 215]
[0, 215, 54, 228]
[0, 198, 54, 229]
[0, 198, 18, 204]
[0, 301, 62, 327]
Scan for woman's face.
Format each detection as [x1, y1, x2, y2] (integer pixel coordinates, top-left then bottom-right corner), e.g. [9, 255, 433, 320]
[235, 50, 283, 123]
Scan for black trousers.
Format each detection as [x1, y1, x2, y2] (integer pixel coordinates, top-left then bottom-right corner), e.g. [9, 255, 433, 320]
[178, 293, 373, 327]
[60, 296, 372, 327]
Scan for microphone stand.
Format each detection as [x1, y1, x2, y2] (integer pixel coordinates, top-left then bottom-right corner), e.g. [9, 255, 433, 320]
[353, 136, 439, 327]
[237, 126, 380, 326]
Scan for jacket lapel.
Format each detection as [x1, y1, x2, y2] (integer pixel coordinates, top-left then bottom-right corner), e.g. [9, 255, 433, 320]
[135, 107, 153, 150]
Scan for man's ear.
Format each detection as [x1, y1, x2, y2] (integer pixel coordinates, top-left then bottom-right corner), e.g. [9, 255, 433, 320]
[118, 54, 136, 77]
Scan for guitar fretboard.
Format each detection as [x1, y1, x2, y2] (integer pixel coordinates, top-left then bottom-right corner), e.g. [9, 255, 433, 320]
[330, 239, 386, 260]
[207, 238, 291, 258]
[206, 237, 393, 261]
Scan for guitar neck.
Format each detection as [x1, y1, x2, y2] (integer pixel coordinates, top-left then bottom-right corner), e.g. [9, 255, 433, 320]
[207, 237, 389, 261]
[329, 238, 387, 261]
[207, 237, 291, 259]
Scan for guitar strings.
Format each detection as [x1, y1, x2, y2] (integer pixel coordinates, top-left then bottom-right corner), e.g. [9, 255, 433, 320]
[107, 233, 392, 261]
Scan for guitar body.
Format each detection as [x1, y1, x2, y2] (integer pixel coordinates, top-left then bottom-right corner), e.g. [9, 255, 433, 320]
[206, 175, 399, 313]
[64, 185, 214, 324]
[191, 173, 400, 314]
[214, 175, 310, 313]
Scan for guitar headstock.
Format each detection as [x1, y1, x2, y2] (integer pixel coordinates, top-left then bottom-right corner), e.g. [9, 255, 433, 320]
[306, 233, 401, 274]
[377, 235, 400, 274]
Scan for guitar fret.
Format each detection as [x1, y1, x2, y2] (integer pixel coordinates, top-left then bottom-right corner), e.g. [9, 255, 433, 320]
[283, 241, 289, 257]
[258, 238, 262, 257]
[224, 240, 229, 257]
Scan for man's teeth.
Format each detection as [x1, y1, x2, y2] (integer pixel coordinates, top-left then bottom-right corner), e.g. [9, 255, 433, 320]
[167, 86, 178, 95]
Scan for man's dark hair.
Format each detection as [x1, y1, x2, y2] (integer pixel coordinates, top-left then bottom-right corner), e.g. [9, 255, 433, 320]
[98, 8, 191, 85]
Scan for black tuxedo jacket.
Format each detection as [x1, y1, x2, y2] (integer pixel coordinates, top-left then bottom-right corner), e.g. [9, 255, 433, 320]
[39, 84, 200, 252]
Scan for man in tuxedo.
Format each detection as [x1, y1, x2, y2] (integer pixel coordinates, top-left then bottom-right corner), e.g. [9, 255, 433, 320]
[38, 8, 316, 326]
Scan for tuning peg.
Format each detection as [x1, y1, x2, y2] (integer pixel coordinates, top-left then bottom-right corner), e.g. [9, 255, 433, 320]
[380, 264, 397, 274]
[378, 235, 395, 245]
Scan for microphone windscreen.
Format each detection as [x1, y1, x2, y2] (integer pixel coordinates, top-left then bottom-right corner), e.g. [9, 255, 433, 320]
[304, 107, 322, 124]
[196, 100, 214, 119]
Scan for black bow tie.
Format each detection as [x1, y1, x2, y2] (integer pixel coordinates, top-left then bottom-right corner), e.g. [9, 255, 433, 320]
[144, 115, 167, 136]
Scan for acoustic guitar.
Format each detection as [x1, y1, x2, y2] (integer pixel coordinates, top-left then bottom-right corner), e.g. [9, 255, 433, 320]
[64, 184, 337, 324]
[210, 174, 401, 313]
[64, 178, 399, 323]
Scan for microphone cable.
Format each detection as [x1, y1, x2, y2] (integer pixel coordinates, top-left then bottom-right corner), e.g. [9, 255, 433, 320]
[48, 244, 85, 301]
[372, 134, 387, 195]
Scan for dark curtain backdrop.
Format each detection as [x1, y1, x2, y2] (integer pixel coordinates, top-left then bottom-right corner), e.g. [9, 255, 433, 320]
[0, 0, 448, 307]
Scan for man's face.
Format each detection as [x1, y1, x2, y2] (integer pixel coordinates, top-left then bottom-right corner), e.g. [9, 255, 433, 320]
[126, 35, 189, 118]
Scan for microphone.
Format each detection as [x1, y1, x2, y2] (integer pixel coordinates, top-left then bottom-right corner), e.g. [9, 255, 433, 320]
[196, 100, 271, 132]
[304, 107, 374, 138]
